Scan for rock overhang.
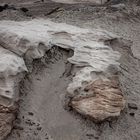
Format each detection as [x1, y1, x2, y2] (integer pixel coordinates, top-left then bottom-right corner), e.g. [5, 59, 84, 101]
[0, 19, 126, 139]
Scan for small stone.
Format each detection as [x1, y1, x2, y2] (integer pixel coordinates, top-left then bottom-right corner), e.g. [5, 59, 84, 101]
[128, 103, 138, 110]
[37, 127, 42, 131]
[86, 133, 95, 139]
[86, 133, 94, 137]
[36, 78, 41, 81]
[28, 112, 34, 116]
[34, 131, 38, 136]
[25, 119, 35, 126]
[20, 7, 29, 13]
[129, 112, 135, 116]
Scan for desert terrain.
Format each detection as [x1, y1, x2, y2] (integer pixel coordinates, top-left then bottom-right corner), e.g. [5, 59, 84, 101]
[0, 0, 140, 140]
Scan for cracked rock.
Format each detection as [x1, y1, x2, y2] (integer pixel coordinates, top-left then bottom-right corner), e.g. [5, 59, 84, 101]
[70, 78, 126, 122]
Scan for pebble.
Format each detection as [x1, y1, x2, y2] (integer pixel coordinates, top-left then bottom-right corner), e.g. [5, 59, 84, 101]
[28, 112, 34, 116]
[128, 103, 138, 110]
[129, 112, 135, 116]
[37, 127, 42, 131]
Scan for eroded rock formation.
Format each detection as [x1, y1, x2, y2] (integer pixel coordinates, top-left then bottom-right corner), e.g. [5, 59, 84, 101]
[0, 19, 125, 139]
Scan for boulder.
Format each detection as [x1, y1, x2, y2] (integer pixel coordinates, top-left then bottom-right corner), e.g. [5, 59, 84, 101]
[70, 78, 126, 122]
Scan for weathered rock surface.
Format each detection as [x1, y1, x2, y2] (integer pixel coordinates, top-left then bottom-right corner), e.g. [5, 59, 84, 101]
[0, 113, 14, 140]
[0, 46, 26, 139]
[0, 19, 125, 138]
[70, 78, 126, 122]
[0, 105, 16, 140]
[0, 47, 27, 106]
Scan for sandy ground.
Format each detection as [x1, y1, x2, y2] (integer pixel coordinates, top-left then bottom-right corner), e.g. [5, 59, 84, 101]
[0, 0, 140, 140]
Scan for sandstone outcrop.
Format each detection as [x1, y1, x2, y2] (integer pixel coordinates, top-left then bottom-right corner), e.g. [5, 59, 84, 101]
[0, 19, 125, 138]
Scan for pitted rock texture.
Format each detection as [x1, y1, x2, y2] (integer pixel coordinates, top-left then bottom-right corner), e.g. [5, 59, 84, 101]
[70, 78, 126, 122]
